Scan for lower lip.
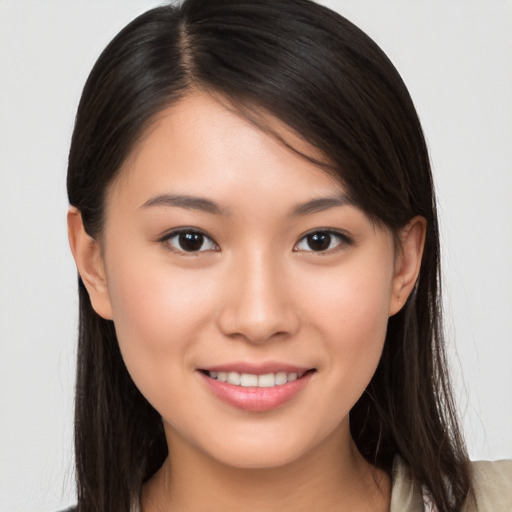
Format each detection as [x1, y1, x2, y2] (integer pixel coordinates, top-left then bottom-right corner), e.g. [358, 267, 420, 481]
[198, 371, 314, 412]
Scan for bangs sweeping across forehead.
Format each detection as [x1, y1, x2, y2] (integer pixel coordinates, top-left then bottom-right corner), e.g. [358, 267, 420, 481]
[182, 0, 429, 226]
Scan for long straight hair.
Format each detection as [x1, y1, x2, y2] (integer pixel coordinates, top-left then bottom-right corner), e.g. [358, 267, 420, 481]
[67, 1, 472, 510]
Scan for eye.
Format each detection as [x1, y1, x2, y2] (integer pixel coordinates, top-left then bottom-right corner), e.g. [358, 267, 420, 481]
[294, 230, 350, 253]
[162, 229, 218, 253]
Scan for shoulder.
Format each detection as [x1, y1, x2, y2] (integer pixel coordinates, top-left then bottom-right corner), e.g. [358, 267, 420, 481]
[466, 459, 512, 511]
[390, 457, 512, 512]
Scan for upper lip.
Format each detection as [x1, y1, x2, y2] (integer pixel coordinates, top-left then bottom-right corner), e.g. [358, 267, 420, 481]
[199, 362, 314, 375]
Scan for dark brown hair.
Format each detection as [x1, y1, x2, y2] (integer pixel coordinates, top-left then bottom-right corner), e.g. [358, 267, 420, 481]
[67, 1, 472, 510]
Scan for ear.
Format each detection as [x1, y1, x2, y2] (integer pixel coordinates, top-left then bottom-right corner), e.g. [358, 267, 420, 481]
[389, 216, 426, 316]
[67, 207, 113, 320]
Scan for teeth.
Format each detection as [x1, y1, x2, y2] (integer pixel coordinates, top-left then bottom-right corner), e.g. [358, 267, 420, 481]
[227, 372, 241, 385]
[258, 373, 275, 387]
[240, 373, 258, 387]
[208, 370, 305, 387]
[275, 372, 287, 385]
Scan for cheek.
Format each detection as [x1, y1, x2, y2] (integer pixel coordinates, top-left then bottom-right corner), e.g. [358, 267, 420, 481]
[108, 249, 209, 330]
[104, 251, 215, 385]
[298, 257, 393, 375]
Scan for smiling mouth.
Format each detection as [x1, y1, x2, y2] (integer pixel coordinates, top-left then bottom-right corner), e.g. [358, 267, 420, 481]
[198, 367, 316, 411]
[200, 369, 316, 388]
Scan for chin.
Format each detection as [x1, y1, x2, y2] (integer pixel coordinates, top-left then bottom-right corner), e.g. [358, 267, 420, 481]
[182, 419, 345, 471]
[209, 443, 309, 470]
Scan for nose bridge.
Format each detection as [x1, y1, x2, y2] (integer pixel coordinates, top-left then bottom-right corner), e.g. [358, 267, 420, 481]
[217, 247, 297, 343]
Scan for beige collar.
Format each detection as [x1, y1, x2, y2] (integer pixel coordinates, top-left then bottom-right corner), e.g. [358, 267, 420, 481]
[389, 457, 425, 512]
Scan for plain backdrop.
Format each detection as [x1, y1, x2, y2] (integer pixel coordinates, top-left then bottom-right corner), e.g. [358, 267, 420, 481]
[0, 1, 511, 511]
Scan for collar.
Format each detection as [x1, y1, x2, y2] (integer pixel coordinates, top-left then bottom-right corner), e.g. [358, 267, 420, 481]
[390, 456, 425, 512]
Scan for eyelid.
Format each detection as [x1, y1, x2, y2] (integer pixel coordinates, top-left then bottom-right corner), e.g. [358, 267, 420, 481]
[158, 227, 219, 253]
[293, 229, 353, 253]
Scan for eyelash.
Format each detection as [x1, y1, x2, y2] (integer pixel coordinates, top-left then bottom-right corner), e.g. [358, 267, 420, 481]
[159, 228, 352, 254]
[293, 230, 353, 254]
[159, 228, 219, 254]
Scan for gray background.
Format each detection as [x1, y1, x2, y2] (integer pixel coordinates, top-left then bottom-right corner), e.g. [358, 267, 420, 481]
[1, 1, 511, 510]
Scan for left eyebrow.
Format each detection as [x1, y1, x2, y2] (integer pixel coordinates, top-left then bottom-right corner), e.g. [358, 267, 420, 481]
[140, 194, 230, 216]
[290, 194, 355, 216]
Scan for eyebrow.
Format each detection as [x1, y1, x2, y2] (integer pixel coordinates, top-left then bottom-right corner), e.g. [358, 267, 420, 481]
[140, 192, 354, 217]
[140, 194, 230, 215]
[290, 194, 354, 216]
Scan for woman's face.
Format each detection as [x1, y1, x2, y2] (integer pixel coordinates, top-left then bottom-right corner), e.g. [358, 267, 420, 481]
[83, 93, 412, 469]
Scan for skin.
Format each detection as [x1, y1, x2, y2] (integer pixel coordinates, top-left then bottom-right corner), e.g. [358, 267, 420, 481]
[68, 93, 426, 511]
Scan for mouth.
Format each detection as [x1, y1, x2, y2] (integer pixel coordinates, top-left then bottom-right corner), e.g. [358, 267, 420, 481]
[200, 369, 314, 388]
[197, 366, 316, 411]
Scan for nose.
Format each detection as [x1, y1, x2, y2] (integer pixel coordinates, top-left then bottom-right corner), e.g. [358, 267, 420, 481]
[216, 251, 300, 344]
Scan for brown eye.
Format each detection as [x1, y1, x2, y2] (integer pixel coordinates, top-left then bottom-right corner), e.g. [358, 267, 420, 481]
[294, 231, 350, 253]
[164, 230, 217, 253]
[178, 232, 205, 251]
[306, 233, 331, 251]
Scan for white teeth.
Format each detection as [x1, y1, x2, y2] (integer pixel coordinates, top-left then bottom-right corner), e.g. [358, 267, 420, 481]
[227, 372, 241, 385]
[275, 372, 287, 385]
[208, 370, 305, 388]
[258, 373, 276, 387]
[240, 373, 258, 387]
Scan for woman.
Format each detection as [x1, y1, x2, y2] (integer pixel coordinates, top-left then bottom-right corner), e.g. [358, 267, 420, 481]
[65, 0, 511, 510]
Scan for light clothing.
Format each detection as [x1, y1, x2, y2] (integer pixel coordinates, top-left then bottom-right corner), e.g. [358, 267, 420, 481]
[390, 457, 512, 511]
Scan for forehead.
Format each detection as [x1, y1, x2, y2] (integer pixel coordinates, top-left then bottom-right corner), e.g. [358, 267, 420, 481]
[107, 92, 347, 209]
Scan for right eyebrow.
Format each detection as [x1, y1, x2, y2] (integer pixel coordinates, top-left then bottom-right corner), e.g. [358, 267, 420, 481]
[289, 194, 355, 217]
[140, 194, 230, 216]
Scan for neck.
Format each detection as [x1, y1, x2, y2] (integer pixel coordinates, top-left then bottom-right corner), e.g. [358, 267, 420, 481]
[142, 424, 390, 512]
